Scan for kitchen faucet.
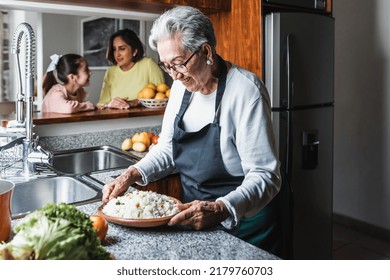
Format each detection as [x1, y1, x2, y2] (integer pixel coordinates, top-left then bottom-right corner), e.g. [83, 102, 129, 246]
[2, 22, 52, 177]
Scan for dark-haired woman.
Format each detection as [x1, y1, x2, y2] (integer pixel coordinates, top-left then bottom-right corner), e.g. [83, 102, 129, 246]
[42, 53, 95, 113]
[97, 28, 165, 109]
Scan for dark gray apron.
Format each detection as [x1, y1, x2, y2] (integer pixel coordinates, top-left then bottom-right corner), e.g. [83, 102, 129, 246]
[172, 56, 283, 258]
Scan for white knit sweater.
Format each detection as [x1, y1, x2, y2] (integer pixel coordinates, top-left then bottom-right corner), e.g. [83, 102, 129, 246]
[133, 64, 281, 229]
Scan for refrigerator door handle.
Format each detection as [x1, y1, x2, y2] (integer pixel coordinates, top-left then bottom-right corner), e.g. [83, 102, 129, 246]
[286, 33, 293, 109]
[285, 34, 293, 179]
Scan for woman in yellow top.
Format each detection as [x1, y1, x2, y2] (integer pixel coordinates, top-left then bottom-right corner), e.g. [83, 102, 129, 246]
[97, 28, 165, 109]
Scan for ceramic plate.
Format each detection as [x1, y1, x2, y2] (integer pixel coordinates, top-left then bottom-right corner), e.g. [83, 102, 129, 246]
[97, 197, 181, 228]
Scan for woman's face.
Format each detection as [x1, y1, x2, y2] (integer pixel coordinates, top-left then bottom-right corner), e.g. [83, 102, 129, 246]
[113, 36, 137, 71]
[75, 60, 91, 86]
[157, 35, 210, 93]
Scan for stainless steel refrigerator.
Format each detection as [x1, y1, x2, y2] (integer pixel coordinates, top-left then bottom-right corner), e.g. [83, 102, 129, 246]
[265, 11, 334, 259]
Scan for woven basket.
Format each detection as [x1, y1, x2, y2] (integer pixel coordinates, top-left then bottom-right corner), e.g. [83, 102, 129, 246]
[139, 98, 168, 108]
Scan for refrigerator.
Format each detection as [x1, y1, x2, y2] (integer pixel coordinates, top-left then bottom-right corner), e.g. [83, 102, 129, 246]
[264, 9, 334, 259]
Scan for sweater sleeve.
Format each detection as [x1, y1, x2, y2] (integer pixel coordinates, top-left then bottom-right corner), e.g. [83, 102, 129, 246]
[42, 86, 95, 114]
[217, 75, 281, 229]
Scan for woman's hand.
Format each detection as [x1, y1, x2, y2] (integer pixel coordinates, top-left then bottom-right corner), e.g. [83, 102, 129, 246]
[102, 167, 142, 203]
[85, 101, 96, 110]
[97, 98, 141, 110]
[168, 200, 230, 230]
[106, 97, 131, 109]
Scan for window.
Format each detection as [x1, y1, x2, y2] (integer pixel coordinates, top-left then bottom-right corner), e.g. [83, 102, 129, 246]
[81, 17, 143, 69]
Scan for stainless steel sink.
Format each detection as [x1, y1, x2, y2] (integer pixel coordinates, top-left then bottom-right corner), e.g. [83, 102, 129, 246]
[51, 145, 136, 175]
[10, 146, 135, 219]
[11, 176, 100, 219]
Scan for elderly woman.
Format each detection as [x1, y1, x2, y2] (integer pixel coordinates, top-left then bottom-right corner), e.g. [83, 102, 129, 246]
[102, 6, 283, 257]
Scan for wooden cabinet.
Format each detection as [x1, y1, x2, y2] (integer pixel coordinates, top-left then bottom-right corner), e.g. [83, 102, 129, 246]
[210, 0, 333, 79]
[21, 0, 230, 14]
[209, 0, 263, 78]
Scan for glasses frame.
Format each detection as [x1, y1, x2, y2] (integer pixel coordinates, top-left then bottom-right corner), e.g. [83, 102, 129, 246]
[158, 49, 200, 74]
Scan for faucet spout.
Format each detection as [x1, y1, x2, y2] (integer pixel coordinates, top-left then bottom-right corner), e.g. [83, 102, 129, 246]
[11, 22, 35, 142]
[11, 23, 37, 177]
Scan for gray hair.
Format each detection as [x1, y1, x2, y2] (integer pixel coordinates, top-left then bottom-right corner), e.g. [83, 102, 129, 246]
[148, 6, 216, 53]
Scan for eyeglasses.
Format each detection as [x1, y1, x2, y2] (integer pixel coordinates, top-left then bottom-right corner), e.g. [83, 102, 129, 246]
[158, 49, 199, 74]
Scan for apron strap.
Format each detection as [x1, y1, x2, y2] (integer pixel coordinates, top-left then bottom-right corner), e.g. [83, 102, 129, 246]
[177, 90, 192, 119]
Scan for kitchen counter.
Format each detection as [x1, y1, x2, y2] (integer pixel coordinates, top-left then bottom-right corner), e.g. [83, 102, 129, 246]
[5, 130, 279, 260]
[83, 169, 280, 260]
[8, 168, 279, 260]
[79, 202, 279, 260]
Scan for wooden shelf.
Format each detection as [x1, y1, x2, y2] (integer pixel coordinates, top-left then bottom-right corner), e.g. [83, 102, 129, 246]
[21, 0, 231, 14]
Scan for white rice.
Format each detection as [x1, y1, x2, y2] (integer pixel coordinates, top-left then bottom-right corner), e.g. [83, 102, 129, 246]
[102, 190, 179, 219]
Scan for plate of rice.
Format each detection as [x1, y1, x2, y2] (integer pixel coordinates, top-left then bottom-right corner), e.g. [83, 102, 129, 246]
[97, 190, 181, 228]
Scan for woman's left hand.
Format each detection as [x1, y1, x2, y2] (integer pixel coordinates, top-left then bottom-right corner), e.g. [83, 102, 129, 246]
[168, 200, 230, 230]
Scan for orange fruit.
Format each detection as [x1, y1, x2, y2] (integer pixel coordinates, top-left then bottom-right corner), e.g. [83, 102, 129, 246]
[157, 83, 169, 93]
[146, 82, 157, 91]
[90, 215, 108, 241]
[141, 87, 156, 99]
[165, 88, 171, 98]
[155, 92, 168, 99]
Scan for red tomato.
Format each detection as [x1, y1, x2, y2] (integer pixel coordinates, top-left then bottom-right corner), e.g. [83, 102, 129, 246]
[90, 215, 108, 241]
[147, 131, 155, 140]
[151, 135, 159, 144]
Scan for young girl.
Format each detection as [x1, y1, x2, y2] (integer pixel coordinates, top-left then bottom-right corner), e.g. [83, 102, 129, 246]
[42, 54, 95, 113]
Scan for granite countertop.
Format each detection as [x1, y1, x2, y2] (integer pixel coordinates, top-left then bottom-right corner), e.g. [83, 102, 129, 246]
[84, 169, 280, 260]
[79, 202, 279, 260]
[8, 168, 279, 260]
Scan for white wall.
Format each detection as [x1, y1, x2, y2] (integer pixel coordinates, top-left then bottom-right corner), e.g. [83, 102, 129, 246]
[333, 0, 390, 230]
[40, 13, 103, 104]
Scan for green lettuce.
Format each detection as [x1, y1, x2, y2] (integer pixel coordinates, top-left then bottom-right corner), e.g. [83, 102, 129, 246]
[0, 203, 111, 260]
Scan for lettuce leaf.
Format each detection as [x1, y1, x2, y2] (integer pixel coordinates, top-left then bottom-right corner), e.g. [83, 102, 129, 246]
[0, 203, 111, 260]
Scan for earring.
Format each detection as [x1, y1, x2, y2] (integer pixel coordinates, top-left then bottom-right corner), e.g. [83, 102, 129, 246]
[207, 59, 212, 65]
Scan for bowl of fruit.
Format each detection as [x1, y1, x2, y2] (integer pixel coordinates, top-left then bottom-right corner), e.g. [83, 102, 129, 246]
[138, 83, 170, 109]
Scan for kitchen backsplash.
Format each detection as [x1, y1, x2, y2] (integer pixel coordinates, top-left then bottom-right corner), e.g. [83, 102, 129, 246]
[38, 125, 161, 151]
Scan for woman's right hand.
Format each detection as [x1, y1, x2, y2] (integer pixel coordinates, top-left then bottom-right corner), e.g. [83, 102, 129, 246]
[106, 97, 130, 109]
[102, 167, 142, 203]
